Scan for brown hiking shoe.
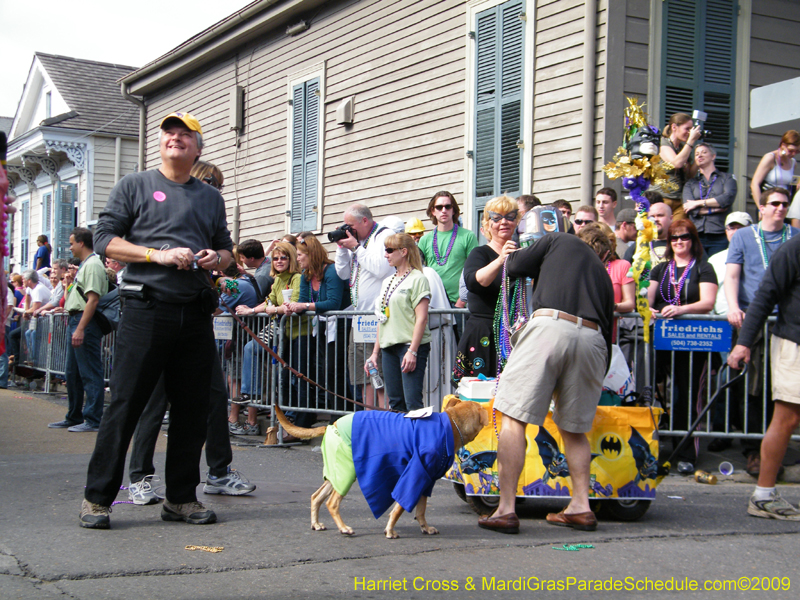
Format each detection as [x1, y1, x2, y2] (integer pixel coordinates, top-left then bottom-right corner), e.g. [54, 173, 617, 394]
[80, 499, 111, 529]
[161, 500, 217, 524]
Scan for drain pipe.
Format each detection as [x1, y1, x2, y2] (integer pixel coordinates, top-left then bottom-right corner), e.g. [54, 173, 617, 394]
[120, 82, 146, 172]
[580, 0, 597, 201]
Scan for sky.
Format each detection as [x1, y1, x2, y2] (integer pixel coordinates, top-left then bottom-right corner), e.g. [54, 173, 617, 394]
[0, 0, 255, 117]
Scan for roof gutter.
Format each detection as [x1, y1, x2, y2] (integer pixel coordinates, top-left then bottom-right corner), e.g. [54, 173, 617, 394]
[580, 0, 598, 203]
[120, 82, 146, 172]
[120, 0, 323, 96]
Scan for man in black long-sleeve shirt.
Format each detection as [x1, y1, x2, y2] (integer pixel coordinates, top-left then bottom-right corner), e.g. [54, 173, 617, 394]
[478, 233, 614, 534]
[729, 234, 800, 521]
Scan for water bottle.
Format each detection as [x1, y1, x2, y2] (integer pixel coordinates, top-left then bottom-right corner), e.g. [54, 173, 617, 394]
[366, 359, 384, 390]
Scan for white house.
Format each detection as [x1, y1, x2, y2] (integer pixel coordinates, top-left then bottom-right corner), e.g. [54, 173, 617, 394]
[5, 53, 139, 271]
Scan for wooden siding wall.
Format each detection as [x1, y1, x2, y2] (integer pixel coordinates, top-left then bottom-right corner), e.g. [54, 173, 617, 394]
[747, 0, 800, 207]
[92, 136, 139, 222]
[144, 0, 469, 243]
[532, 0, 607, 206]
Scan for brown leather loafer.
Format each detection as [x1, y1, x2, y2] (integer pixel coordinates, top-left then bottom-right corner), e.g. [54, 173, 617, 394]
[478, 512, 520, 534]
[546, 509, 597, 531]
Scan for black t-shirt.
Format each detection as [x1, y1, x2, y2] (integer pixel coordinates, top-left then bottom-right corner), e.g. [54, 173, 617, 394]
[623, 238, 668, 264]
[506, 233, 615, 354]
[649, 258, 717, 312]
[463, 245, 503, 319]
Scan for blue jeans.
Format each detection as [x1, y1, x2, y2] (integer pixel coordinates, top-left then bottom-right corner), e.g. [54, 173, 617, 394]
[241, 338, 266, 398]
[65, 314, 105, 427]
[382, 342, 430, 412]
[24, 327, 36, 361]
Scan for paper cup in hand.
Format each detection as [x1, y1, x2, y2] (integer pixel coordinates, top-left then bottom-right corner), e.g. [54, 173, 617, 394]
[281, 289, 292, 304]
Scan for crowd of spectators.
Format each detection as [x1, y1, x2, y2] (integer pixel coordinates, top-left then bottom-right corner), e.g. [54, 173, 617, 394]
[5, 109, 800, 527]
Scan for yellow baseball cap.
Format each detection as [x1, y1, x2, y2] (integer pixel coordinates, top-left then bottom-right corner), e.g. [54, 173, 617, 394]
[405, 218, 425, 234]
[160, 112, 203, 135]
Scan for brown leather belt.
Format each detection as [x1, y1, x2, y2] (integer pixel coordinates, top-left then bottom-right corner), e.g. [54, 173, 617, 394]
[532, 309, 599, 331]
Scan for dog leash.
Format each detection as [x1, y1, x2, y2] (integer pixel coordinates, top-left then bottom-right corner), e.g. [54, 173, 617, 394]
[219, 298, 393, 412]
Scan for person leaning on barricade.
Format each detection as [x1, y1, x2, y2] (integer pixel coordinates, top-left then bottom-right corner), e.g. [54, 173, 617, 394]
[79, 111, 233, 529]
[334, 204, 394, 409]
[724, 187, 799, 477]
[648, 219, 718, 467]
[234, 241, 304, 436]
[284, 234, 349, 424]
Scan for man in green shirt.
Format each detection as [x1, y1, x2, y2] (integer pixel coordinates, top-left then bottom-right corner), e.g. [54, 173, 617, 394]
[418, 191, 478, 306]
[48, 227, 108, 433]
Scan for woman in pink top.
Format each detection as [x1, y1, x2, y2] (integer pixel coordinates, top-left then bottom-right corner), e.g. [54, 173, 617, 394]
[578, 223, 634, 342]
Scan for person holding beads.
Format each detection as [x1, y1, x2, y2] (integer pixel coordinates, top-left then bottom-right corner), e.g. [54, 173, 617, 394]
[452, 195, 519, 385]
[648, 219, 717, 465]
[367, 233, 431, 412]
[657, 113, 703, 220]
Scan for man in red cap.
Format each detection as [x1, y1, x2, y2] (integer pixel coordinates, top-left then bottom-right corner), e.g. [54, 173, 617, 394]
[80, 112, 233, 529]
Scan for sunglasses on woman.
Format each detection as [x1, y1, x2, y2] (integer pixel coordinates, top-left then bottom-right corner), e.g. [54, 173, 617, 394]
[487, 210, 518, 223]
[273, 255, 289, 261]
[670, 233, 692, 242]
[384, 247, 398, 254]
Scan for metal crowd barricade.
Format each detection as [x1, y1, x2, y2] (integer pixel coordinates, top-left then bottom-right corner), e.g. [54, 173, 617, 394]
[17, 307, 796, 445]
[14, 314, 116, 392]
[614, 312, 798, 443]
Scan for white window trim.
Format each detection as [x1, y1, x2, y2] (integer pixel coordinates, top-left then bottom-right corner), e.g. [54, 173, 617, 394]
[464, 0, 535, 231]
[285, 62, 326, 235]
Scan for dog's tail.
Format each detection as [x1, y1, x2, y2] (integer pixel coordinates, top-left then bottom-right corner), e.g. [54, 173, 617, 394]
[274, 405, 327, 440]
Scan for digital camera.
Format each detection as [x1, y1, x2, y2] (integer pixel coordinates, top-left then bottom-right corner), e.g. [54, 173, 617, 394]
[327, 224, 357, 243]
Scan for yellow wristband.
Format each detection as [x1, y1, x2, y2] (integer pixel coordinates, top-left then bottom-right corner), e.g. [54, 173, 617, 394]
[145, 248, 156, 263]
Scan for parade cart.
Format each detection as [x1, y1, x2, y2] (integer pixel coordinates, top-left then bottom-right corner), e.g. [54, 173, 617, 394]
[445, 393, 663, 522]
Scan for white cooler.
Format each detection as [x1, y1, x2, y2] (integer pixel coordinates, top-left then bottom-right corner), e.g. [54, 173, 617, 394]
[457, 377, 496, 403]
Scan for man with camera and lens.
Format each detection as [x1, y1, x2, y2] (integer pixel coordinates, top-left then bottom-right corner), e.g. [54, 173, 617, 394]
[334, 204, 394, 408]
[79, 112, 233, 529]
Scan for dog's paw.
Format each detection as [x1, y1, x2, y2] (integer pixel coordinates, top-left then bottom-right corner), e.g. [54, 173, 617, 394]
[420, 525, 439, 535]
[339, 526, 355, 536]
[384, 529, 399, 539]
[311, 522, 327, 531]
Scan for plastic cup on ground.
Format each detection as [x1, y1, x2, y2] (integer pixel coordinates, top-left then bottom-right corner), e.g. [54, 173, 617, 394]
[281, 289, 292, 304]
[719, 461, 734, 476]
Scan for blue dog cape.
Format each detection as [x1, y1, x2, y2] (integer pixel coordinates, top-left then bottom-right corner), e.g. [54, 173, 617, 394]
[351, 411, 455, 518]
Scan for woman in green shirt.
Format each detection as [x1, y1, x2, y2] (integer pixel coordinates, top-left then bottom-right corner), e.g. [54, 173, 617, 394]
[367, 233, 431, 412]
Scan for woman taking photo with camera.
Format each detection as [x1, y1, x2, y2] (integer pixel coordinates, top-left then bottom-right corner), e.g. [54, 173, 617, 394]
[366, 233, 431, 412]
[658, 113, 703, 220]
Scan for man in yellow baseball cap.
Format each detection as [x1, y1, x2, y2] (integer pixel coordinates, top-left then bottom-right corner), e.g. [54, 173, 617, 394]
[160, 112, 203, 135]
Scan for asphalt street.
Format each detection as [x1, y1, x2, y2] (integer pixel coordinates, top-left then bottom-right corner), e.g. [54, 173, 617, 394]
[1, 387, 800, 599]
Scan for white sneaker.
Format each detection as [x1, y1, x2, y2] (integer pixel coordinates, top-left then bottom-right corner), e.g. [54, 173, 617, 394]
[748, 494, 800, 521]
[128, 475, 164, 505]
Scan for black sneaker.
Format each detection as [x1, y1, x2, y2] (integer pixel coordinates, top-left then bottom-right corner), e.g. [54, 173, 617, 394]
[161, 500, 217, 524]
[48, 419, 79, 429]
[80, 499, 111, 529]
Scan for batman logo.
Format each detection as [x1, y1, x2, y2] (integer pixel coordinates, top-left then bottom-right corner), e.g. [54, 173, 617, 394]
[599, 434, 623, 459]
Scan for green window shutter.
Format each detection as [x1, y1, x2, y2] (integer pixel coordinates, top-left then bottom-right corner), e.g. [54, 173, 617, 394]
[474, 0, 524, 226]
[662, 0, 736, 171]
[43, 192, 52, 240]
[21, 199, 29, 268]
[290, 78, 321, 234]
[55, 182, 76, 260]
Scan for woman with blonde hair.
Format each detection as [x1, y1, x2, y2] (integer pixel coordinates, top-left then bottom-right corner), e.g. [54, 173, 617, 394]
[452, 195, 519, 384]
[366, 233, 431, 412]
[234, 242, 304, 434]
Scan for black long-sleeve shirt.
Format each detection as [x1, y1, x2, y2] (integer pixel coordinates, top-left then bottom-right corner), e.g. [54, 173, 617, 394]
[505, 233, 615, 361]
[738, 235, 800, 348]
